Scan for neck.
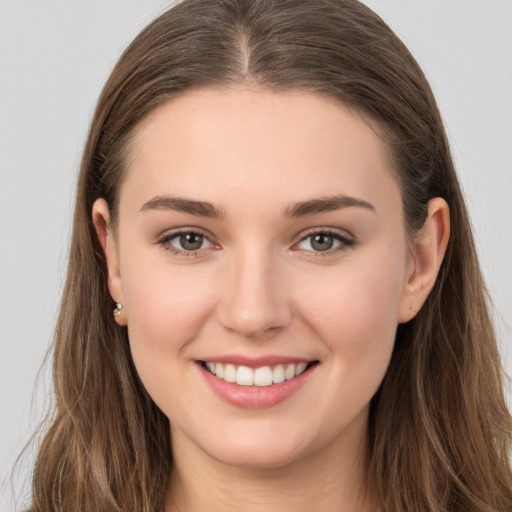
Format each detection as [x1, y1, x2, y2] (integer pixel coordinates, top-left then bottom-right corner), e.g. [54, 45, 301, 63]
[165, 413, 378, 512]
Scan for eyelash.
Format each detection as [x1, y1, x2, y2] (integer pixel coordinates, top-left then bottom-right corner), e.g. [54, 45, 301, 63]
[156, 228, 216, 257]
[295, 228, 354, 256]
[156, 228, 354, 257]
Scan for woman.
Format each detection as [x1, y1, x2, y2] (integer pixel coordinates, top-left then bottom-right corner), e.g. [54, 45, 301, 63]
[27, 0, 512, 511]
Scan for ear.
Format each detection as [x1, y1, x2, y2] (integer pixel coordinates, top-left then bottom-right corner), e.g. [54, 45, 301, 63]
[398, 197, 450, 323]
[92, 198, 127, 326]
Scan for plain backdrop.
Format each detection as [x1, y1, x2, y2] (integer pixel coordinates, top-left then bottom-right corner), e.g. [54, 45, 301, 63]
[1, 1, 511, 510]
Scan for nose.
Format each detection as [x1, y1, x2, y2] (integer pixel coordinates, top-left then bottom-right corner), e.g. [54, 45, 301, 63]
[217, 247, 292, 340]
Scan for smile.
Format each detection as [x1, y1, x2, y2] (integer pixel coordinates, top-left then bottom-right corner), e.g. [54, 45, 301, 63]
[202, 361, 311, 386]
[197, 357, 319, 408]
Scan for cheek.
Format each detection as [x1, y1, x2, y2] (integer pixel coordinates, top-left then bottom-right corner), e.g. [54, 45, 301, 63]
[293, 252, 405, 402]
[122, 234, 218, 329]
[298, 254, 404, 341]
[119, 254, 218, 395]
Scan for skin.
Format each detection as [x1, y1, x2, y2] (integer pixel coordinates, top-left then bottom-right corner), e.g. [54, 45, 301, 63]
[93, 87, 449, 512]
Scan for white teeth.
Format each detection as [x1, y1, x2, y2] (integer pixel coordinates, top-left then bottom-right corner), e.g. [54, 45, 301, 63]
[272, 364, 285, 384]
[224, 363, 236, 383]
[254, 366, 273, 387]
[204, 361, 312, 386]
[236, 366, 254, 386]
[284, 364, 296, 381]
[215, 362, 224, 378]
[295, 362, 308, 376]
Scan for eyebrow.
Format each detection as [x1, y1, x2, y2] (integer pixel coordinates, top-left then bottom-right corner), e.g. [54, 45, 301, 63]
[284, 195, 376, 217]
[140, 196, 226, 219]
[139, 193, 375, 219]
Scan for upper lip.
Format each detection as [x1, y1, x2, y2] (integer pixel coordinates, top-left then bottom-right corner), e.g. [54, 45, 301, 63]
[197, 354, 316, 368]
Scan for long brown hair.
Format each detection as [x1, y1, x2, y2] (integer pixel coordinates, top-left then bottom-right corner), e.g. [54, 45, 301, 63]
[29, 1, 512, 510]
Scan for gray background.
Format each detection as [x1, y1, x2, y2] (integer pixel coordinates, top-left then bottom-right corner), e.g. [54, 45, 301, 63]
[1, 1, 511, 510]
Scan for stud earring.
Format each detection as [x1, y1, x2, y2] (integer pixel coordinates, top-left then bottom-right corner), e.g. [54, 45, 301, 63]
[113, 302, 126, 325]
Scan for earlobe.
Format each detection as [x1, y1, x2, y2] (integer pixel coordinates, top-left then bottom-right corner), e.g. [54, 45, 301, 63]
[398, 197, 450, 323]
[92, 198, 126, 325]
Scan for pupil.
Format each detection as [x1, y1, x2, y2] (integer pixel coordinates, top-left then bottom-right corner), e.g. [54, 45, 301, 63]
[180, 233, 203, 250]
[312, 233, 333, 251]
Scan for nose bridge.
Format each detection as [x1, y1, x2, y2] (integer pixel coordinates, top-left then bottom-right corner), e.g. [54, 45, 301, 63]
[218, 241, 290, 338]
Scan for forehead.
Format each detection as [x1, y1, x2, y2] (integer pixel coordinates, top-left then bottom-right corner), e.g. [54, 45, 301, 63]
[122, 87, 400, 216]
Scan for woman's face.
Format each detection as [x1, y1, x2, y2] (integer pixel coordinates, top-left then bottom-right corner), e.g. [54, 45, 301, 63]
[100, 87, 417, 469]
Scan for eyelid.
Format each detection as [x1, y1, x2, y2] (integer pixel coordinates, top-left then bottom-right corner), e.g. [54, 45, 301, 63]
[293, 227, 355, 254]
[156, 227, 219, 256]
[154, 226, 354, 257]
[298, 226, 354, 238]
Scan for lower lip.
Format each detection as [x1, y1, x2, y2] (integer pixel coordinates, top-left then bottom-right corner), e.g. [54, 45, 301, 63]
[198, 363, 317, 409]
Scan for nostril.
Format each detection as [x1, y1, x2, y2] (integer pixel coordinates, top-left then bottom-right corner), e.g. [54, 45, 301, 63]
[218, 301, 292, 340]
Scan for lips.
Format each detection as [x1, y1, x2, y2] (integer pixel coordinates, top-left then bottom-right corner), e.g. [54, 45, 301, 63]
[197, 356, 318, 408]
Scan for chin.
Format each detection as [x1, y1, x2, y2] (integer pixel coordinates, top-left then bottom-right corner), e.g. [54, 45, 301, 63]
[189, 419, 325, 470]
[208, 441, 307, 470]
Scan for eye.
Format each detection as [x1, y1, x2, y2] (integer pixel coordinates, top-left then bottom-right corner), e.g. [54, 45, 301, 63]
[158, 230, 215, 254]
[296, 230, 353, 253]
